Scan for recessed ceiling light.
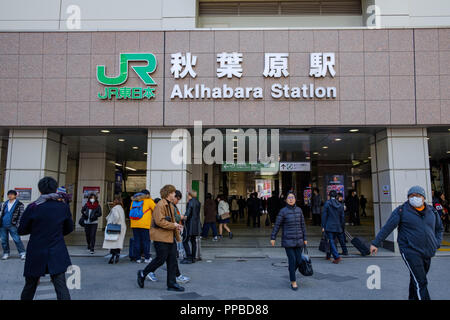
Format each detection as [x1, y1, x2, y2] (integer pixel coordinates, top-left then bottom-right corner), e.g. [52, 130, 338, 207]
[334, 138, 341, 141]
[118, 138, 125, 142]
[125, 166, 136, 171]
[144, 152, 148, 155]
[349, 129, 359, 133]
[313, 152, 319, 155]
[368, 156, 371, 159]
[322, 146, 328, 149]
[100, 130, 110, 133]
[306, 156, 311, 160]
[114, 163, 122, 167]
[132, 146, 138, 150]
[447, 151, 450, 154]
[231, 129, 239, 133]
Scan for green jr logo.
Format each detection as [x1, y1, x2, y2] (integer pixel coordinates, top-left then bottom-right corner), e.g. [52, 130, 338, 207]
[97, 53, 157, 86]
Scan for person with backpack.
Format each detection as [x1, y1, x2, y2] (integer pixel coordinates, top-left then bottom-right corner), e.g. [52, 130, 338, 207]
[81, 193, 102, 254]
[270, 192, 307, 291]
[322, 190, 347, 264]
[370, 186, 444, 300]
[129, 189, 155, 263]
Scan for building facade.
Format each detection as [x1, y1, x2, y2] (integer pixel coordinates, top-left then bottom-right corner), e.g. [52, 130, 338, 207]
[0, 0, 449, 252]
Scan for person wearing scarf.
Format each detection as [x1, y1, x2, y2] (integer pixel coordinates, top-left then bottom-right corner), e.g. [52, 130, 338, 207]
[81, 193, 102, 254]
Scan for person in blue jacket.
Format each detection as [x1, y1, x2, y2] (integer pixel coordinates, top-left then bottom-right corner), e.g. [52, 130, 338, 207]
[321, 190, 347, 264]
[18, 176, 74, 300]
[370, 185, 443, 300]
[270, 192, 307, 291]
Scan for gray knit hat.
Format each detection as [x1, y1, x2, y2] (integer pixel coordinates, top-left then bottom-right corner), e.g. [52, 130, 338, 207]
[407, 185, 426, 198]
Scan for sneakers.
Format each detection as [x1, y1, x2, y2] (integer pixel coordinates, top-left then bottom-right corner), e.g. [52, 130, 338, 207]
[1, 253, 9, 260]
[146, 272, 157, 282]
[212, 236, 219, 242]
[89, 250, 94, 255]
[176, 275, 190, 284]
[144, 258, 152, 263]
[167, 283, 185, 292]
[136, 259, 143, 264]
[20, 253, 26, 260]
[180, 258, 192, 264]
[137, 270, 145, 288]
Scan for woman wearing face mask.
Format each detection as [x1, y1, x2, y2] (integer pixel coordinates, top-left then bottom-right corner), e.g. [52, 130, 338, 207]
[81, 193, 102, 254]
[270, 192, 307, 291]
[370, 185, 443, 300]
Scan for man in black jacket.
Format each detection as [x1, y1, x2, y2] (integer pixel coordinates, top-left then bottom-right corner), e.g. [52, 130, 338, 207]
[18, 177, 73, 300]
[0, 190, 26, 260]
[322, 190, 347, 264]
[346, 190, 360, 226]
[180, 191, 201, 264]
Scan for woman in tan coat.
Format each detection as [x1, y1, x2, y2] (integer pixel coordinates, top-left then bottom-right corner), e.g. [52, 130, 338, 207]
[102, 196, 127, 264]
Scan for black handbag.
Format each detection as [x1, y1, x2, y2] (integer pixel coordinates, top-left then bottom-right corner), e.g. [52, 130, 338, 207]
[319, 232, 330, 253]
[106, 223, 121, 234]
[298, 246, 314, 276]
[78, 216, 86, 228]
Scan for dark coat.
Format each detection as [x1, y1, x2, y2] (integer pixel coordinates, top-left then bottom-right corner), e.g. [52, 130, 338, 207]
[81, 202, 102, 223]
[346, 195, 359, 213]
[311, 193, 322, 215]
[0, 200, 25, 228]
[204, 198, 217, 223]
[247, 197, 260, 217]
[322, 198, 345, 233]
[18, 200, 73, 277]
[185, 197, 201, 236]
[271, 204, 307, 248]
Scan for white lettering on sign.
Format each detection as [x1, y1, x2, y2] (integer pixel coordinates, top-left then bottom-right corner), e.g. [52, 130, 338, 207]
[216, 52, 243, 78]
[271, 83, 336, 99]
[309, 53, 336, 78]
[170, 52, 197, 79]
[263, 53, 289, 78]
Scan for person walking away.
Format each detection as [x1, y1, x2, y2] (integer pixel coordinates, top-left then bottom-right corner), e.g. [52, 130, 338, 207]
[322, 190, 347, 264]
[201, 193, 219, 241]
[346, 190, 360, 226]
[370, 186, 443, 300]
[217, 195, 233, 239]
[247, 193, 261, 228]
[137, 184, 185, 291]
[0, 190, 26, 260]
[231, 196, 239, 223]
[311, 188, 322, 226]
[181, 191, 201, 264]
[18, 177, 73, 300]
[103, 195, 127, 264]
[81, 193, 102, 254]
[130, 189, 155, 263]
[360, 195, 367, 217]
[238, 196, 246, 221]
[246, 195, 252, 227]
[270, 192, 307, 290]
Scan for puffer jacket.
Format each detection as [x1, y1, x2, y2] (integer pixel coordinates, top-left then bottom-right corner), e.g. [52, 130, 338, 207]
[271, 204, 307, 248]
[322, 198, 345, 233]
[0, 200, 25, 228]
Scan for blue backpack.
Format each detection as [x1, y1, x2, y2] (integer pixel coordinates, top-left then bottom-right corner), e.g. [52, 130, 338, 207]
[129, 200, 149, 220]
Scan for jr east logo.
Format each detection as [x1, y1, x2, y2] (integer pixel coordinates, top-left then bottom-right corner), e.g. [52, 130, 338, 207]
[96, 53, 157, 100]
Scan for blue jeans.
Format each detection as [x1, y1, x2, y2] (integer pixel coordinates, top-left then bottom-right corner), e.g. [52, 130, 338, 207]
[0, 226, 26, 255]
[132, 228, 151, 260]
[326, 231, 341, 259]
[201, 222, 218, 238]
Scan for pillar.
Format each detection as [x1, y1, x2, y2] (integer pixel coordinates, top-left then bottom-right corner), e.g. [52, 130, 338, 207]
[75, 151, 115, 230]
[371, 128, 431, 252]
[146, 129, 190, 214]
[4, 129, 67, 205]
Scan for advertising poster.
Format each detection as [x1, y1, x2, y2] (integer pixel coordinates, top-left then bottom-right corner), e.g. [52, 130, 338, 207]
[303, 188, 312, 206]
[255, 179, 272, 199]
[325, 175, 345, 199]
[82, 186, 100, 206]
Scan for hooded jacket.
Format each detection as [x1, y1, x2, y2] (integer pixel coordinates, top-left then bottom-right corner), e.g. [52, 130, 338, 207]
[0, 200, 25, 228]
[322, 198, 345, 233]
[130, 193, 155, 229]
[372, 201, 443, 258]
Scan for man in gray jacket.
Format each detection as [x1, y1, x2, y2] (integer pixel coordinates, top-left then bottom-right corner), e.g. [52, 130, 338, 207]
[370, 185, 443, 300]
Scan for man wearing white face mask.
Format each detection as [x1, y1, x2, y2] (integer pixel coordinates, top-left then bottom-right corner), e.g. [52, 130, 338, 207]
[370, 185, 443, 300]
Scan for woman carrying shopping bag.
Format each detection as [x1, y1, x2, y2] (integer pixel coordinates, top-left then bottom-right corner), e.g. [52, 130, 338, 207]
[103, 196, 127, 264]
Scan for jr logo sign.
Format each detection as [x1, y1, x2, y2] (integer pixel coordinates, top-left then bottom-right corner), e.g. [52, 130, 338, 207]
[96, 53, 157, 100]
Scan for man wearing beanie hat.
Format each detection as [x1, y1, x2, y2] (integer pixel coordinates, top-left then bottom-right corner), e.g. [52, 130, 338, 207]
[370, 185, 443, 300]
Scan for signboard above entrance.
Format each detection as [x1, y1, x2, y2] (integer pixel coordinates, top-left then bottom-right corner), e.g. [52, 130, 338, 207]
[279, 162, 311, 172]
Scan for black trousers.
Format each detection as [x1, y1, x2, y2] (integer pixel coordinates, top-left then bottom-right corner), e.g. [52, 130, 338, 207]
[110, 248, 121, 255]
[21, 272, 71, 300]
[231, 210, 239, 223]
[143, 241, 177, 287]
[285, 247, 303, 282]
[401, 249, 432, 300]
[349, 211, 360, 225]
[312, 214, 321, 226]
[252, 214, 260, 228]
[84, 223, 97, 250]
[183, 235, 197, 261]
